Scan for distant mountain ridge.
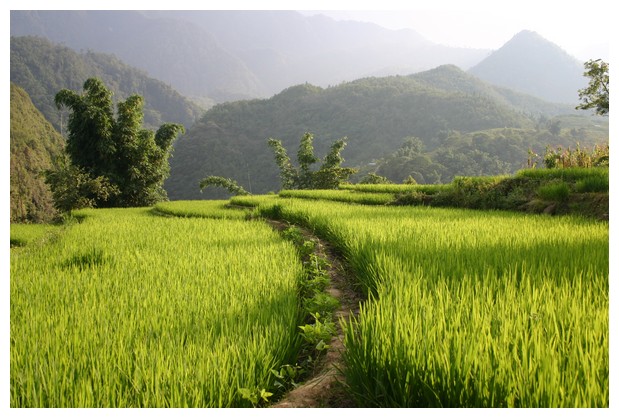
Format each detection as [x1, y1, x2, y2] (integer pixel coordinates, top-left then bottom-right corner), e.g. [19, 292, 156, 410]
[10, 36, 203, 132]
[11, 10, 490, 102]
[469, 30, 587, 104]
[165, 65, 588, 200]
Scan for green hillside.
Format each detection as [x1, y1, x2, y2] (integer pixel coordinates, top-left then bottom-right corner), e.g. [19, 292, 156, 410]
[10, 83, 65, 222]
[10, 36, 204, 132]
[166, 65, 603, 200]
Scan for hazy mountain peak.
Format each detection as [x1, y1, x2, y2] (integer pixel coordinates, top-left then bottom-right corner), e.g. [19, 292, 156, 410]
[468, 30, 587, 103]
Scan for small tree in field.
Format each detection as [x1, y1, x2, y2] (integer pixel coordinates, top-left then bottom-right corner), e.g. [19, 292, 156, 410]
[267, 132, 357, 190]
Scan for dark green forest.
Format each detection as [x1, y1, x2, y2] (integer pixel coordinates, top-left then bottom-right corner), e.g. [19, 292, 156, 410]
[167, 65, 606, 200]
[10, 36, 204, 132]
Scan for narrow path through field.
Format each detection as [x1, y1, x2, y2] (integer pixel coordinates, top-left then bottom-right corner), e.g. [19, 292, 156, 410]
[267, 220, 363, 408]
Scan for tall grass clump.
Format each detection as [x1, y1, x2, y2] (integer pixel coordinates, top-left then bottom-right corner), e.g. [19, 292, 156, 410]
[254, 199, 608, 407]
[11, 207, 303, 407]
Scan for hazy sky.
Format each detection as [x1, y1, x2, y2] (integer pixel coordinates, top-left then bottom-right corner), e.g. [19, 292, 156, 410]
[7, 0, 611, 61]
[300, 1, 610, 61]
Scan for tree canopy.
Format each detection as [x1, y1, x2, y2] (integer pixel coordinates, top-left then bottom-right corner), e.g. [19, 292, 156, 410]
[576, 59, 609, 116]
[51, 77, 184, 209]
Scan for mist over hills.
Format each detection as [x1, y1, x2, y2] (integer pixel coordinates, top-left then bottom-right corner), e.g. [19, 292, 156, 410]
[9, 10, 606, 205]
[10, 36, 203, 132]
[469, 30, 588, 104]
[11, 11, 592, 107]
[11, 10, 491, 103]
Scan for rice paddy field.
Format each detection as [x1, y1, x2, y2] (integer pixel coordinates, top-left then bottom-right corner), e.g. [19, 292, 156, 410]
[10, 192, 609, 408]
[254, 196, 609, 407]
[10, 205, 303, 407]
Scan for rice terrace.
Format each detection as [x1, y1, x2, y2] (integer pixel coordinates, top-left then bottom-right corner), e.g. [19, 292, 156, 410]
[10, 185, 608, 407]
[9, 9, 610, 409]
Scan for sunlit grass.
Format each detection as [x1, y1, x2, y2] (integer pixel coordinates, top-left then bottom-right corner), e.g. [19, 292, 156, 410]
[255, 199, 609, 407]
[10, 207, 303, 407]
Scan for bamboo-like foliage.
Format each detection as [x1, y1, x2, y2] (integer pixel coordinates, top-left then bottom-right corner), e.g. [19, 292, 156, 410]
[10, 207, 303, 407]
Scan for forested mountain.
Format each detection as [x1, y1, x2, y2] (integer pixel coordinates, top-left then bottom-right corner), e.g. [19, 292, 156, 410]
[10, 10, 489, 102]
[10, 83, 65, 222]
[10, 10, 266, 103]
[165, 65, 604, 200]
[469, 30, 587, 104]
[10, 36, 204, 132]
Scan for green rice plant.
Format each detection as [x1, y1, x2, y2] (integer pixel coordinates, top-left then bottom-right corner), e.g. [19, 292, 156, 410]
[229, 194, 279, 208]
[574, 176, 609, 193]
[279, 189, 395, 205]
[517, 167, 609, 183]
[10, 207, 303, 407]
[10, 223, 60, 247]
[253, 199, 608, 407]
[341, 183, 451, 195]
[153, 200, 249, 219]
[537, 181, 570, 202]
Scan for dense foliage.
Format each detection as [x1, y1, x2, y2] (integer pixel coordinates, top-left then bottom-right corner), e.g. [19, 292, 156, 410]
[167, 65, 606, 200]
[50, 78, 185, 208]
[10, 83, 64, 222]
[10, 36, 203, 132]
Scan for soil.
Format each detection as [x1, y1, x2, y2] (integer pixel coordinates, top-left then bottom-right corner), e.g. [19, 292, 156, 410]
[266, 220, 364, 408]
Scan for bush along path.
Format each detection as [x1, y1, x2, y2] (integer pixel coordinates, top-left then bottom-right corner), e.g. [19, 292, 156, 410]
[266, 220, 363, 408]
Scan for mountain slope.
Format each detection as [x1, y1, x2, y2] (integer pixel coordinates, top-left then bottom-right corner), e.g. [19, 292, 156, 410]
[10, 10, 267, 102]
[468, 30, 587, 104]
[10, 36, 203, 132]
[10, 83, 65, 223]
[10, 10, 490, 101]
[166, 65, 569, 200]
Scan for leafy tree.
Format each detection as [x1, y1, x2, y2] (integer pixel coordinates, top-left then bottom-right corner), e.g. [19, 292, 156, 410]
[199, 176, 250, 196]
[44, 155, 119, 213]
[314, 139, 357, 189]
[576, 59, 609, 116]
[52, 78, 185, 208]
[267, 132, 356, 190]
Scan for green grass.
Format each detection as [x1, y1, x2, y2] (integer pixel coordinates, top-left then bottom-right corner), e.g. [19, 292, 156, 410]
[254, 199, 608, 407]
[516, 167, 609, 183]
[10, 207, 303, 407]
[10, 223, 61, 247]
[154, 200, 249, 219]
[279, 189, 395, 205]
[341, 183, 451, 195]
